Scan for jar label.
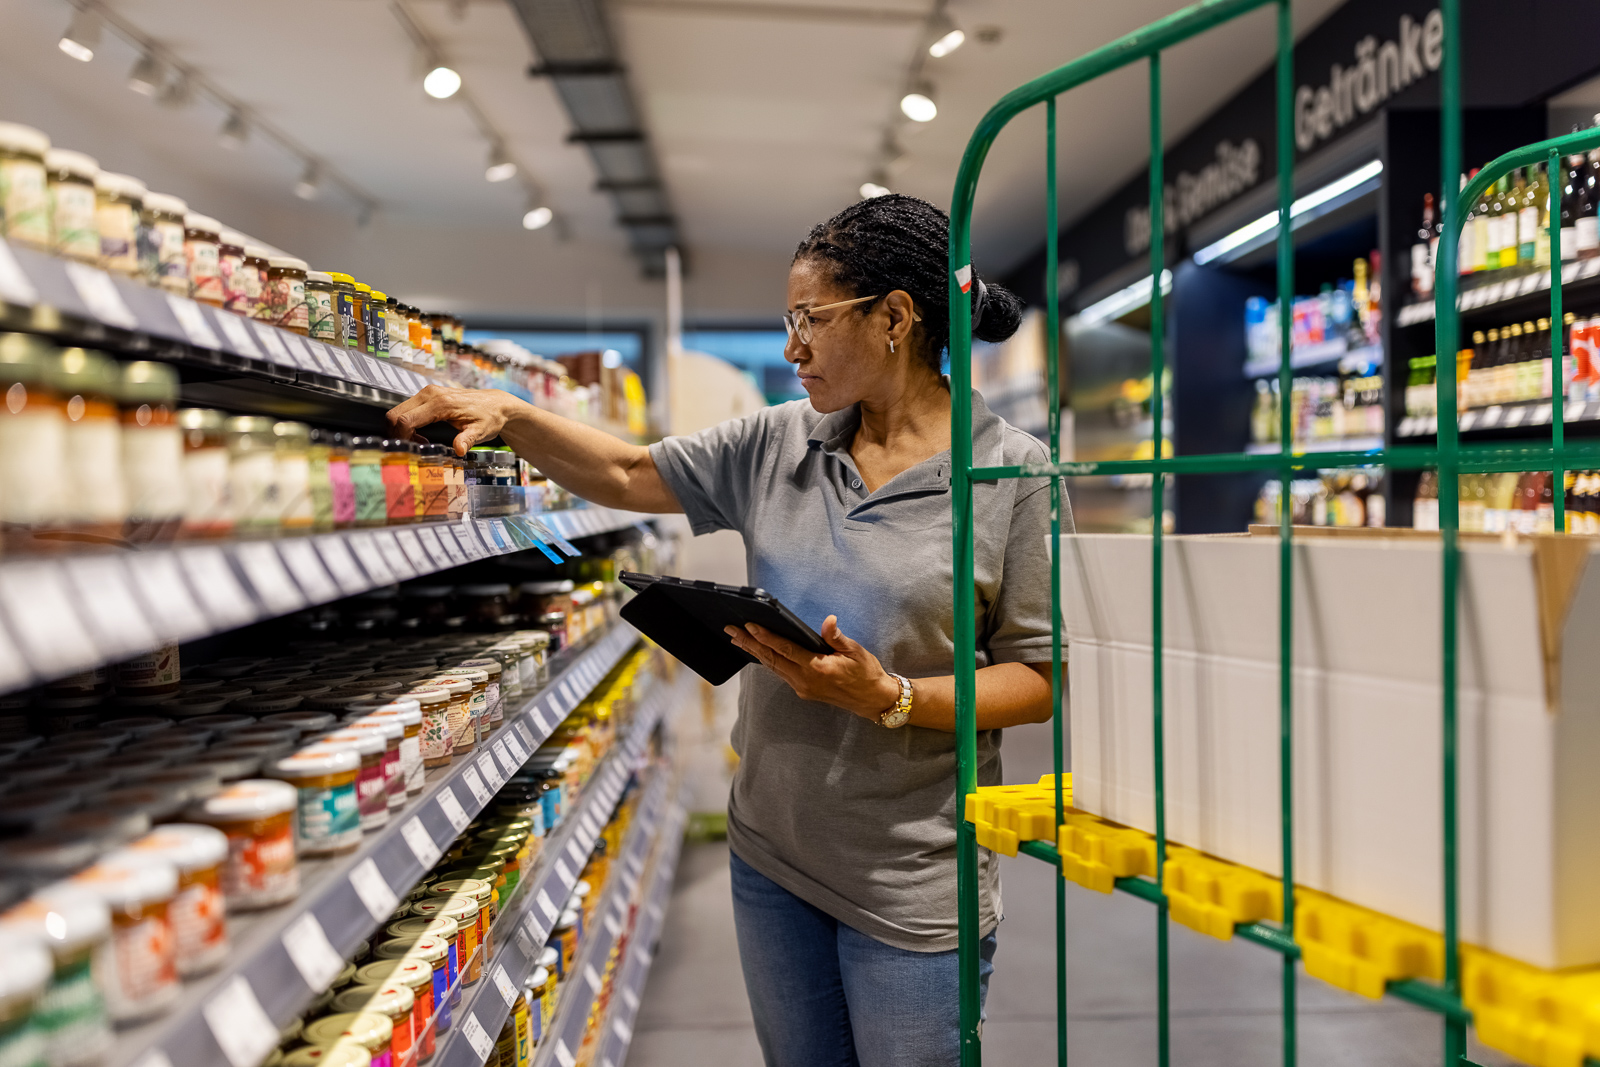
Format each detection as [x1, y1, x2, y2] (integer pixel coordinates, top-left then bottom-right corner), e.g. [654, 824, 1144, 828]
[187, 240, 222, 304]
[0, 407, 66, 524]
[182, 445, 231, 533]
[419, 465, 450, 517]
[98, 201, 140, 275]
[400, 734, 423, 790]
[351, 461, 386, 525]
[220, 250, 249, 314]
[295, 780, 360, 847]
[154, 220, 187, 293]
[421, 704, 451, 761]
[32, 956, 111, 1065]
[269, 276, 308, 331]
[383, 462, 416, 520]
[483, 680, 502, 724]
[337, 292, 359, 348]
[171, 869, 227, 962]
[309, 288, 338, 342]
[112, 645, 180, 691]
[220, 818, 298, 904]
[108, 911, 178, 1012]
[0, 158, 49, 247]
[329, 459, 357, 526]
[51, 181, 99, 261]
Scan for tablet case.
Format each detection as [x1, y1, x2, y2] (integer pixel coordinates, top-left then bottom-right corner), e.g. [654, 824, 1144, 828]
[618, 572, 827, 685]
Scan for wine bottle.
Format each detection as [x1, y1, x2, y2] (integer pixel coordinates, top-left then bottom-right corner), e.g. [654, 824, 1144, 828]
[1413, 192, 1436, 296]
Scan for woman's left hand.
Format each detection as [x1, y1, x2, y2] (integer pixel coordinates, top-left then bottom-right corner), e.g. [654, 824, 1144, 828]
[725, 616, 901, 721]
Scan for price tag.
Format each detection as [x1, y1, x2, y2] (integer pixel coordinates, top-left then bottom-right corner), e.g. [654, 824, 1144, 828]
[250, 321, 295, 366]
[647, 899, 664, 924]
[634, 944, 651, 968]
[415, 526, 452, 567]
[477, 752, 503, 790]
[554, 859, 574, 887]
[212, 310, 263, 358]
[1506, 406, 1528, 427]
[394, 528, 432, 572]
[126, 551, 209, 642]
[372, 530, 416, 580]
[278, 333, 322, 373]
[345, 532, 397, 585]
[401, 816, 442, 867]
[202, 975, 278, 1067]
[515, 927, 534, 958]
[523, 912, 542, 938]
[275, 539, 339, 603]
[560, 679, 578, 707]
[583, 963, 603, 992]
[348, 857, 399, 921]
[553, 1040, 576, 1067]
[456, 520, 487, 558]
[166, 293, 222, 349]
[611, 1016, 633, 1045]
[622, 986, 639, 1012]
[515, 721, 534, 748]
[491, 964, 518, 1007]
[582, 812, 601, 838]
[315, 343, 354, 380]
[459, 1014, 495, 1061]
[0, 239, 38, 305]
[535, 889, 560, 924]
[281, 912, 344, 993]
[64, 261, 137, 328]
[438, 527, 468, 564]
[436, 787, 470, 831]
[488, 519, 513, 550]
[0, 563, 99, 677]
[178, 546, 257, 628]
[61, 556, 157, 658]
[492, 738, 515, 776]
[604, 911, 623, 938]
[231, 541, 305, 614]
[531, 706, 553, 736]
[504, 733, 527, 763]
[311, 535, 369, 595]
[461, 766, 489, 806]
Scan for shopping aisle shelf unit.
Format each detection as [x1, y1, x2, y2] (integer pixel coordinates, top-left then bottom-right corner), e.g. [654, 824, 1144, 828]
[946, 1, 1600, 1066]
[108, 623, 655, 1067]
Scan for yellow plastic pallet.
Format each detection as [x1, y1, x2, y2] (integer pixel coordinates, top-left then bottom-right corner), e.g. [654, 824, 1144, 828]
[964, 774, 1073, 858]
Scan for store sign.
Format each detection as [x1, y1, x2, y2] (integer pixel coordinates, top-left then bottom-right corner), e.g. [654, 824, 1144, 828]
[1294, 10, 1443, 152]
[1124, 139, 1262, 256]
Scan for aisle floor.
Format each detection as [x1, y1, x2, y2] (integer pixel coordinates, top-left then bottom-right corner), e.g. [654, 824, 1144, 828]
[629, 720, 1515, 1066]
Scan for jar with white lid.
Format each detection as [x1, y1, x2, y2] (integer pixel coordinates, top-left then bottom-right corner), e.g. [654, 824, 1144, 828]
[225, 415, 280, 534]
[330, 984, 414, 1067]
[424, 676, 474, 756]
[187, 780, 298, 909]
[306, 271, 338, 343]
[120, 360, 185, 544]
[140, 193, 189, 295]
[267, 256, 309, 334]
[352, 960, 434, 1063]
[406, 687, 452, 770]
[274, 420, 314, 532]
[433, 668, 488, 747]
[218, 230, 247, 314]
[177, 407, 231, 538]
[270, 745, 361, 855]
[183, 213, 223, 307]
[342, 716, 406, 811]
[319, 730, 389, 830]
[454, 658, 505, 731]
[303, 1012, 392, 1067]
[95, 172, 146, 277]
[0, 885, 112, 1067]
[0, 121, 51, 249]
[0, 931, 51, 1067]
[124, 823, 230, 976]
[282, 1045, 371, 1067]
[53, 346, 127, 541]
[44, 149, 100, 263]
[67, 851, 180, 1023]
[242, 245, 271, 320]
[364, 700, 423, 795]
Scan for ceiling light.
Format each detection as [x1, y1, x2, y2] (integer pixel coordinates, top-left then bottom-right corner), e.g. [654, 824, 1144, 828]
[901, 85, 937, 123]
[219, 110, 248, 150]
[1192, 160, 1384, 265]
[522, 205, 553, 230]
[158, 71, 193, 109]
[860, 182, 891, 199]
[423, 65, 461, 100]
[927, 14, 965, 58]
[294, 163, 321, 200]
[127, 53, 163, 95]
[1076, 270, 1172, 328]
[59, 7, 101, 62]
[485, 146, 517, 183]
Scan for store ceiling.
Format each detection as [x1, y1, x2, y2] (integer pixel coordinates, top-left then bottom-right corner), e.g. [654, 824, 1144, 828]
[0, 0, 1344, 317]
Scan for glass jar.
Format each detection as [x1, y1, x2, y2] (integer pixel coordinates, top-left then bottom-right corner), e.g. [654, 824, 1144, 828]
[329, 432, 356, 529]
[307, 428, 334, 532]
[124, 823, 230, 976]
[306, 271, 339, 343]
[0, 121, 50, 249]
[386, 298, 407, 360]
[366, 700, 423, 795]
[0, 889, 111, 1065]
[275, 420, 314, 533]
[343, 716, 406, 811]
[369, 934, 450, 1037]
[367, 291, 390, 358]
[381, 917, 460, 1009]
[328, 273, 357, 347]
[95, 171, 146, 277]
[350, 436, 387, 528]
[183, 213, 223, 307]
[267, 257, 309, 334]
[460, 585, 515, 632]
[302, 1012, 392, 1067]
[46, 148, 100, 263]
[352, 961, 433, 1064]
[331, 985, 414, 1067]
[427, 315, 449, 371]
[142, 193, 189, 295]
[416, 444, 449, 521]
[121, 361, 184, 543]
[225, 415, 280, 535]
[0, 332, 67, 545]
[177, 407, 231, 538]
[67, 852, 180, 1023]
[454, 658, 504, 731]
[321, 729, 389, 831]
[218, 230, 248, 314]
[426, 676, 474, 755]
[354, 283, 376, 354]
[270, 745, 361, 855]
[406, 686, 451, 769]
[243, 245, 272, 320]
[113, 642, 182, 699]
[189, 780, 298, 909]
[445, 449, 467, 520]
[381, 440, 418, 525]
[54, 346, 127, 542]
[434, 668, 489, 746]
[410, 897, 481, 985]
[406, 306, 426, 361]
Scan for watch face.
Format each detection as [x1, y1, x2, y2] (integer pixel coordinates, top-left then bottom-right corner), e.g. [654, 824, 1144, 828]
[881, 709, 911, 728]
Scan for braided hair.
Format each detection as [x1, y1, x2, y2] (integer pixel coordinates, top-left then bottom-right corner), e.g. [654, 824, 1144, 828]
[792, 193, 1024, 373]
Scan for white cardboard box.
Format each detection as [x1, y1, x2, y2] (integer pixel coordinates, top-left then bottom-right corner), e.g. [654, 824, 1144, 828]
[1060, 531, 1600, 969]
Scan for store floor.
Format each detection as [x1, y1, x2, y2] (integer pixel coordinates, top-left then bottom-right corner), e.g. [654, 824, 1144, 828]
[629, 719, 1517, 1066]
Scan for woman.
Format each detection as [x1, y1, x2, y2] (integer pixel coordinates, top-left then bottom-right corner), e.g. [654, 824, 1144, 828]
[387, 193, 1067, 1067]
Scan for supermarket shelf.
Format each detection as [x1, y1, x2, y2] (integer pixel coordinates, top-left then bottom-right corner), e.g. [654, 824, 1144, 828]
[1396, 398, 1600, 438]
[1394, 258, 1600, 327]
[1243, 435, 1384, 456]
[0, 508, 660, 695]
[1241, 342, 1382, 378]
[110, 623, 643, 1067]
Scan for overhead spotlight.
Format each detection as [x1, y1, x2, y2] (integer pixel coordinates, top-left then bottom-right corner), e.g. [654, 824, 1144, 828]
[423, 65, 461, 100]
[127, 53, 164, 96]
[522, 205, 553, 230]
[859, 181, 891, 199]
[927, 13, 965, 58]
[158, 71, 193, 109]
[59, 7, 102, 62]
[218, 110, 248, 150]
[900, 83, 937, 123]
[294, 163, 321, 201]
[485, 145, 517, 183]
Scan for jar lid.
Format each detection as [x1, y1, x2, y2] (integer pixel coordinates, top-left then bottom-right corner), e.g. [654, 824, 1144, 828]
[327, 272, 354, 284]
[228, 725, 302, 746]
[344, 716, 403, 740]
[176, 407, 225, 433]
[429, 878, 490, 902]
[0, 834, 99, 879]
[45, 148, 98, 179]
[120, 360, 179, 404]
[70, 851, 178, 908]
[537, 946, 559, 967]
[94, 171, 147, 199]
[382, 914, 457, 941]
[307, 270, 333, 284]
[454, 658, 503, 677]
[412, 895, 476, 920]
[230, 694, 306, 715]
[331, 982, 413, 1017]
[459, 584, 512, 596]
[172, 712, 254, 731]
[127, 823, 229, 872]
[0, 931, 52, 1001]
[136, 767, 223, 802]
[183, 213, 221, 233]
[123, 735, 207, 761]
[282, 1046, 370, 1067]
[319, 729, 384, 757]
[422, 676, 470, 696]
[219, 230, 246, 248]
[402, 686, 448, 705]
[260, 711, 337, 734]
[0, 786, 80, 829]
[272, 746, 359, 778]
[529, 965, 549, 987]
[353, 958, 431, 992]
[194, 778, 295, 819]
[143, 192, 188, 216]
[98, 716, 173, 737]
[354, 282, 371, 293]
[0, 122, 50, 156]
[2, 884, 111, 953]
[435, 668, 487, 685]
[367, 705, 421, 728]
[302, 1012, 392, 1053]
[192, 752, 262, 781]
[371, 932, 446, 963]
[99, 784, 187, 821]
[39, 809, 151, 846]
[269, 256, 309, 271]
[244, 245, 273, 261]
[371, 291, 387, 301]
[44, 737, 120, 760]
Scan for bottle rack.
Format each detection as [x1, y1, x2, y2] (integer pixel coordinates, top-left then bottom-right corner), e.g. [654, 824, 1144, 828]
[110, 623, 654, 1067]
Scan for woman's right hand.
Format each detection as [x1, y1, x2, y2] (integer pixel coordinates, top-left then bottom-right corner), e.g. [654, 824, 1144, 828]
[387, 386, 526, 456]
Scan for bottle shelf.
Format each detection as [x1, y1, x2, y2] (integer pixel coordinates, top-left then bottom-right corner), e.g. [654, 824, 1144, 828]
[1244, 435, 1384, 456]
[1396, 397, 1600, 438]
[1395, 259, 1600, 327]
[1242, 342, 1383, 378]
[0, 508, 660, 695]
[106, 622, 648, 1067]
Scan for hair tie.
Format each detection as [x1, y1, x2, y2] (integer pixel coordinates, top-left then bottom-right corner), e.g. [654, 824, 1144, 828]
[971, 277, 988, 332]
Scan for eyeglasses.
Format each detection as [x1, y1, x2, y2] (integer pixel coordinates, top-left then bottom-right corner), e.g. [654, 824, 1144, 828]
[782, 294, 883, 345]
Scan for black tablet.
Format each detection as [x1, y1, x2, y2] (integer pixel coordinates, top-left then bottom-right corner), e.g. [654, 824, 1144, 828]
[618, 571, 829, 685]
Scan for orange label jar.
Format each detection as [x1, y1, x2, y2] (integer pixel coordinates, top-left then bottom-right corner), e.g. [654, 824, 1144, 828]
[418, 444, 451, 519]
[189, 780, 298, 910]
[124, 824, 230, 977]
[68, 852, 180, 1024]
[303, 1012, 392, 1067]
[331, 984, 414, 1067]
[381, 440, 416, 524]
[409, 897, 480, 984]
[354, 959, 435, 1062]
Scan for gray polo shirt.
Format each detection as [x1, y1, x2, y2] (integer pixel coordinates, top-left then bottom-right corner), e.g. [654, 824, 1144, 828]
[648, 388, 1065, 952]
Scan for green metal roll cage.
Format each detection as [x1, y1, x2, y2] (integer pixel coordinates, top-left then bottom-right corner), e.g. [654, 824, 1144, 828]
[946, 1, 1600, 1064]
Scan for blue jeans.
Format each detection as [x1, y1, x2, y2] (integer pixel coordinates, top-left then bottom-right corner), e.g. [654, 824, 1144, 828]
[730, 850, 998, 1067]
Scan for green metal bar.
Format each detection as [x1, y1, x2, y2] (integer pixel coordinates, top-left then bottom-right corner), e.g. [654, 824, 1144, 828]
[1147, 50, 1171, 1067]
[1045, 92, 1068, 1067]
[1020, 838, 1062, 865]
[1114, 875, 1166, 905]
[1551, 146, 1566, 533]
[1238, 922, 1302, 958]
[1387, 979, 1473, 1025]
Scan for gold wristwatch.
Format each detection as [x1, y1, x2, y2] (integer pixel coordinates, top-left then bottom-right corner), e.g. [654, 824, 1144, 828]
[880, 673, 913, 728]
